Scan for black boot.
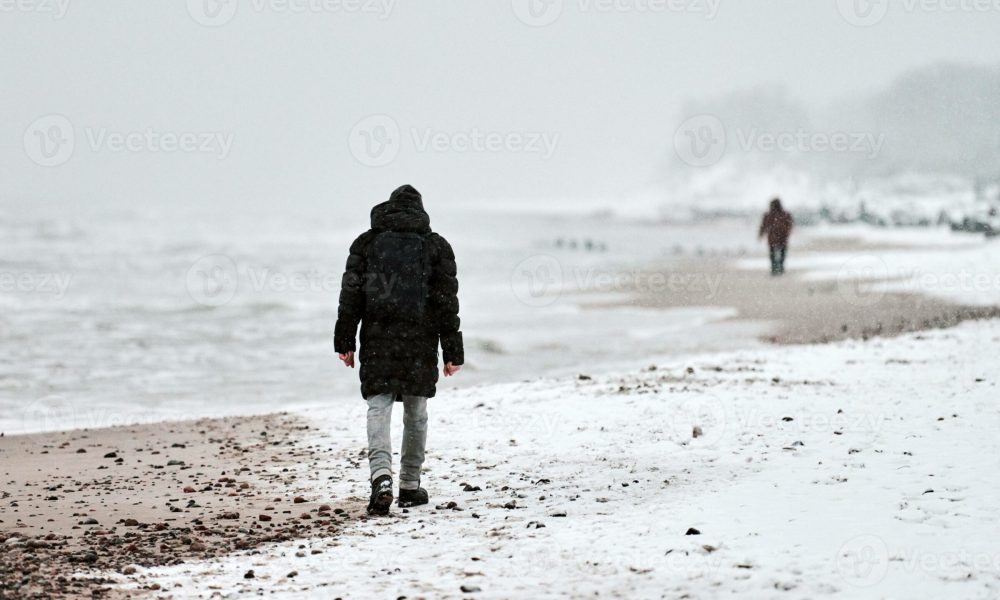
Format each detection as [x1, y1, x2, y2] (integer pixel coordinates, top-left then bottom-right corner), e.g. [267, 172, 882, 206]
[398, 485, 429, 508]
[367, 475, 393, 516]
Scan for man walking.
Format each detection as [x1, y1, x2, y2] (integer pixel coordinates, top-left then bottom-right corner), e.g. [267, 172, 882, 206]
[759, 197, 794, 276]
[334, 185, 464, 515]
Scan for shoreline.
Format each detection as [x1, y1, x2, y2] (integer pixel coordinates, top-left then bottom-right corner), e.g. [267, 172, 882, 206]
[41, 321, 1000, 598]
[3, 232, 999, 597]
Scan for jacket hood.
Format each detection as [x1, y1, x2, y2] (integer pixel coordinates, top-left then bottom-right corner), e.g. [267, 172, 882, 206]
[370, 185, 431, 233]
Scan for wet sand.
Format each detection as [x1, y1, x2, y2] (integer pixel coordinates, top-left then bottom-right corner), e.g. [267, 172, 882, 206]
[0, 414, 363, 598]
[598, 237, 1000, 345]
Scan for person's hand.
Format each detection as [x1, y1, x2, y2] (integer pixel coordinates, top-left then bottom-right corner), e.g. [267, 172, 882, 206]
[338, 352, 355, 368]
[444, 362, 461, 377]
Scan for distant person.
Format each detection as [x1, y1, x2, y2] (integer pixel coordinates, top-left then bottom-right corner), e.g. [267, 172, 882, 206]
[334, 185, 464, 515]
[759, 197, 794, 275]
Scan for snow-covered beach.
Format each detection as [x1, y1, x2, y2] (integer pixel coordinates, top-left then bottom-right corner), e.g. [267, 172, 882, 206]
[6, 4, 1000, 598]
[5, 312, 997, 598]
[3, 208, 1000, 598]
[108, 321, 1000, 599]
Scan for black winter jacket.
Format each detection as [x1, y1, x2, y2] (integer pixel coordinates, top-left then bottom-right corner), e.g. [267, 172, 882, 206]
[334, 185, 464, 399]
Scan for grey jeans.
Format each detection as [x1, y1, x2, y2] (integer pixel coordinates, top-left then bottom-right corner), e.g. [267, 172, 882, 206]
[366, 393, 427, 490]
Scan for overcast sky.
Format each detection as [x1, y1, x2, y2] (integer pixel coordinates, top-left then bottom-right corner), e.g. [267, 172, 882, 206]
[2, 0, 1000, 213]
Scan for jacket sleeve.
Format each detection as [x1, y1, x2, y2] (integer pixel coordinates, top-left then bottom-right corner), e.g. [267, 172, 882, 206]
[333, 232, 372, 353]
[758, 213, 769, 238]
[429, 234, 464, 365]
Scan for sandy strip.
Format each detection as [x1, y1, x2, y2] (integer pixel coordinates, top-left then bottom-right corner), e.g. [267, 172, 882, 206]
[0, 413, 364, 598]
[596, 236, 1000, 345]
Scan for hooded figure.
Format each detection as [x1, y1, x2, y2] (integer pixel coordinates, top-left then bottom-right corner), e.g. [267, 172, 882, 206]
[759, 198, 794, 275]
[334, 185, 464, 399]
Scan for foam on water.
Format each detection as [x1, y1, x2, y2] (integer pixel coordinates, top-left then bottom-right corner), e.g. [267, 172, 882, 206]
[0, 206, 757, 434]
